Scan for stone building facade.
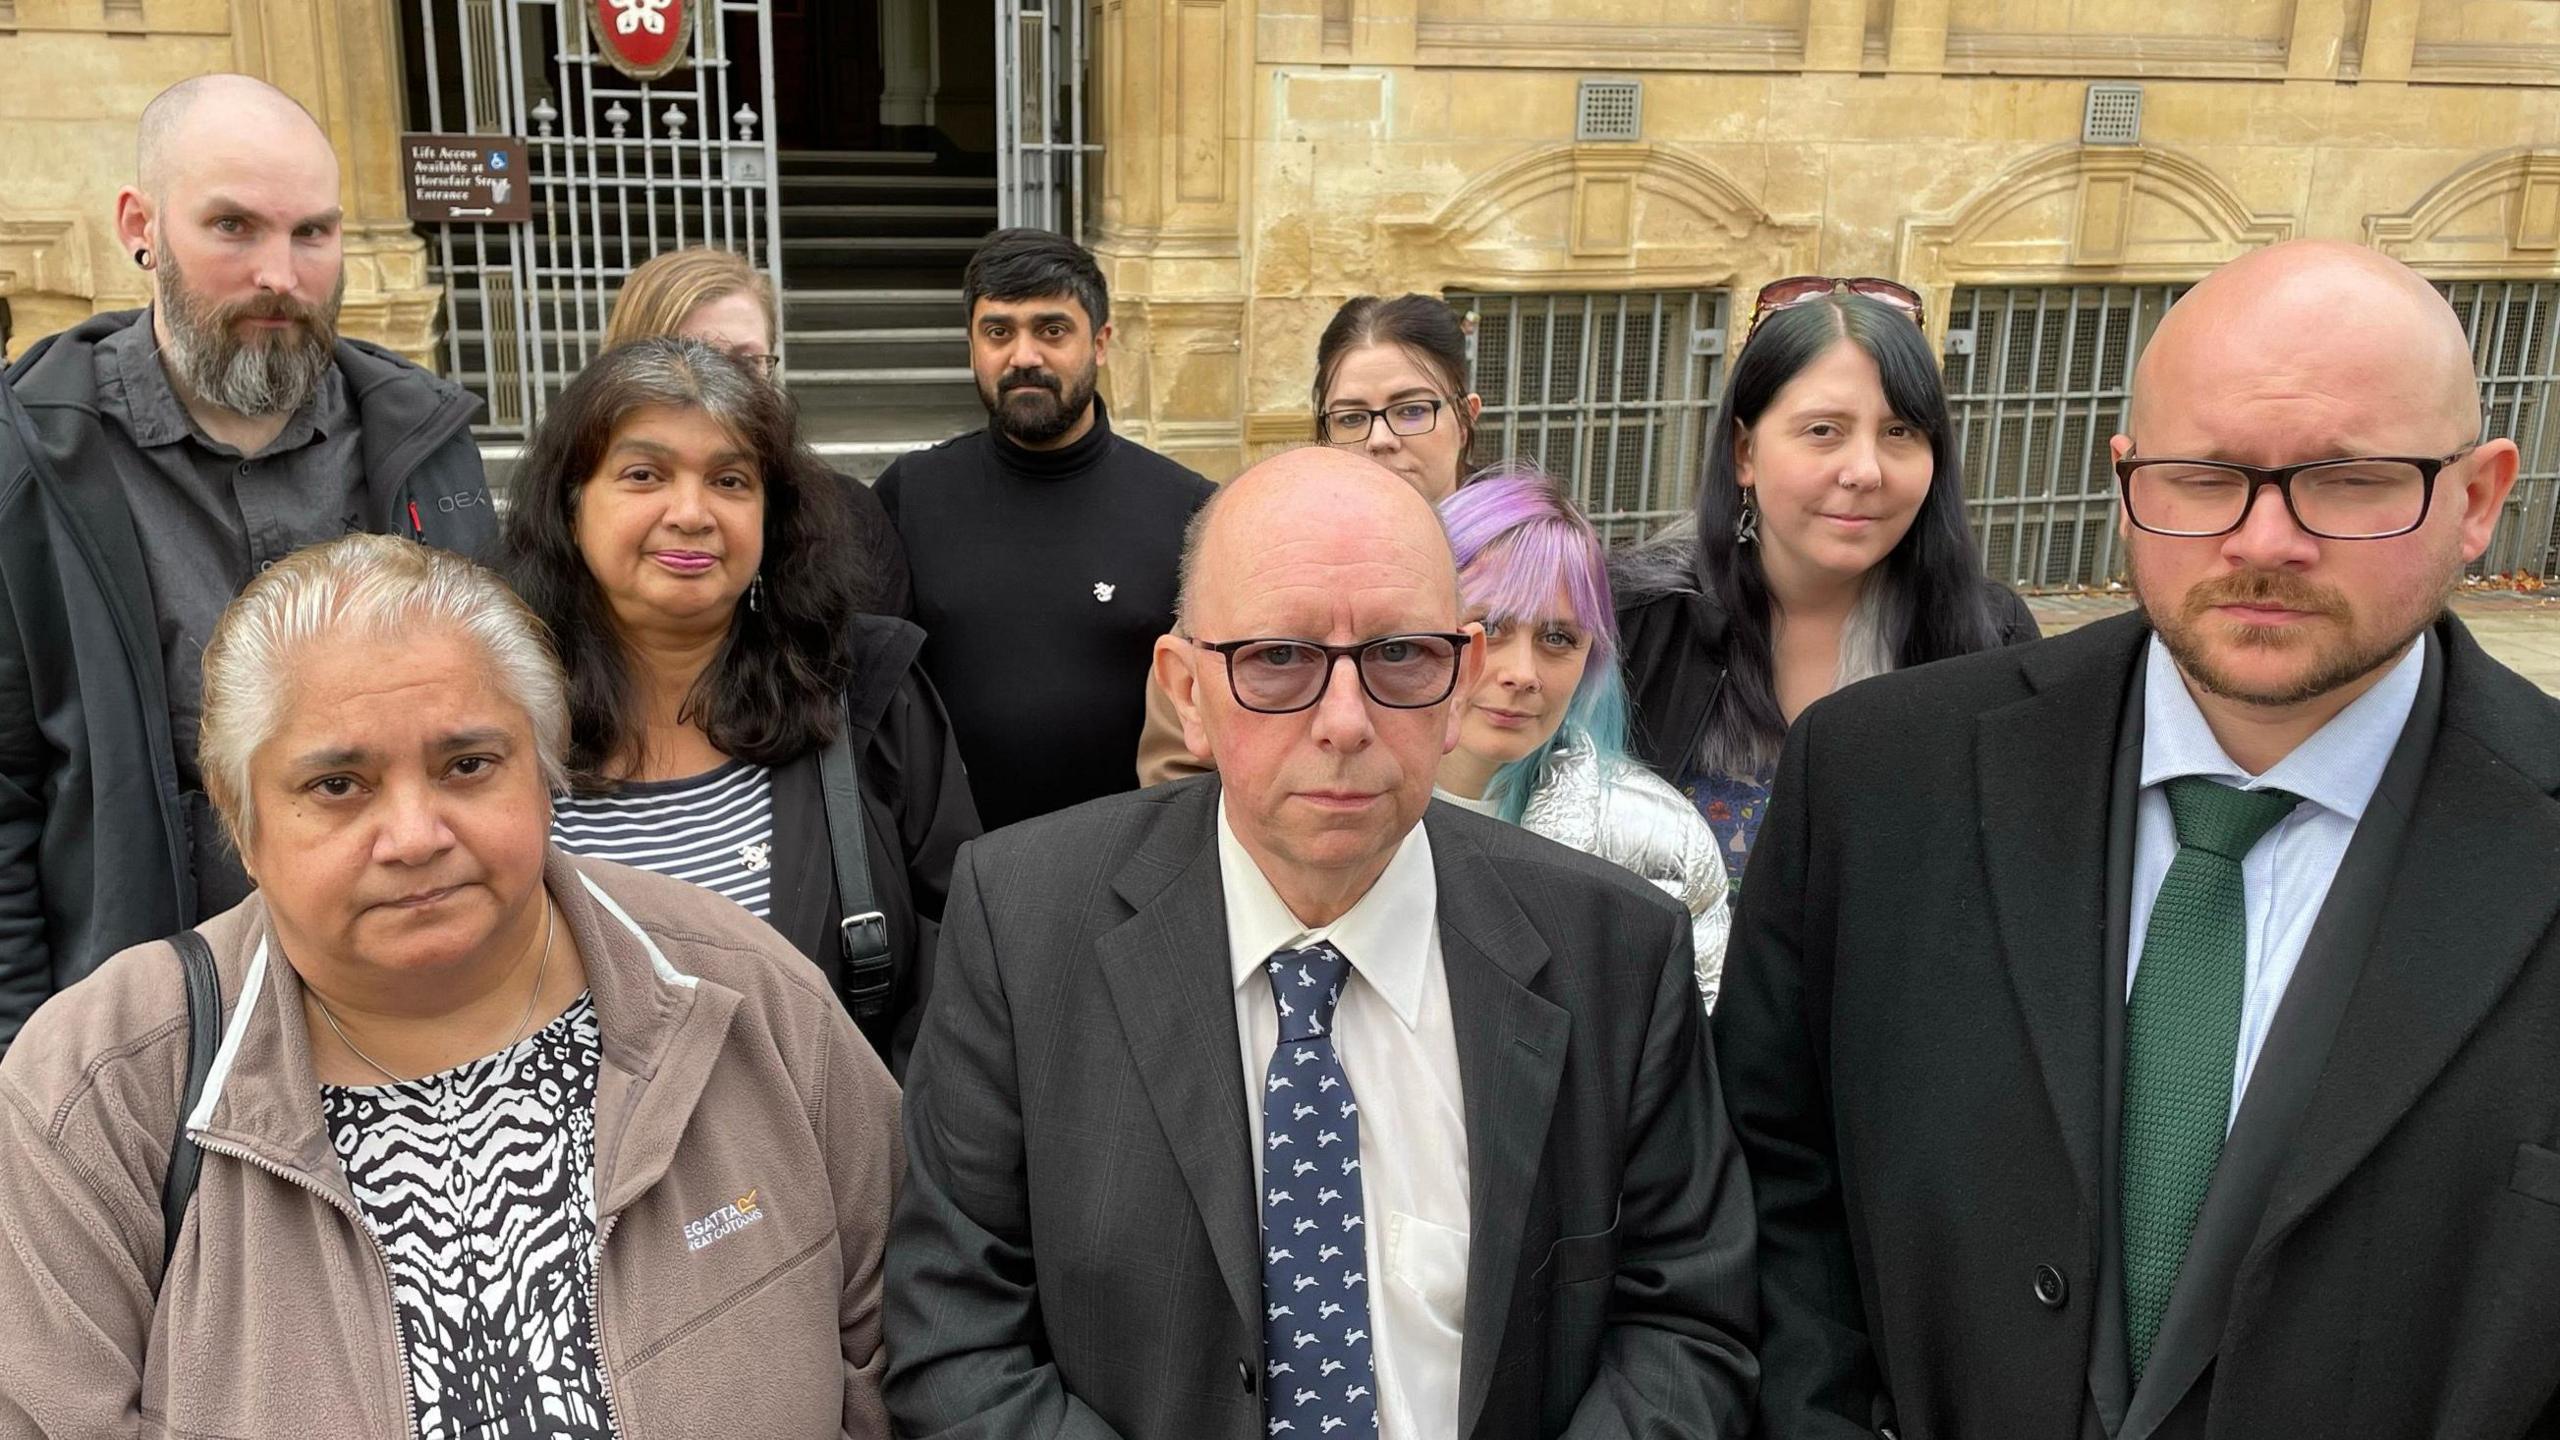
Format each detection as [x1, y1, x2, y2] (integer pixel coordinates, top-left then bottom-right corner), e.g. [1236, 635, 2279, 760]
[1088, 0, 2560, 577]
[4, 0, 2558, 579]
[0, 0, 438, 366]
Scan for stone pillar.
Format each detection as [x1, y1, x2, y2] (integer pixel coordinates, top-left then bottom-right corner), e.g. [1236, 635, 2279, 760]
[2360, 0, 2420, 82]
[880, 0, 936, 130]
[1803, 0, 1866, 72]
[1090, 0, 1251, 480]
[231, 0, 442, 367]
[1886, 0, 1949, 74]
[1352, 0, 1416, 66]
[2285, 0, 2347, 80]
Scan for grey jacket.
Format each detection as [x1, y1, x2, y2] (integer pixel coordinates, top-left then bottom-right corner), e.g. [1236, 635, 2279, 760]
[0, 852, 901, 1438]
[0, 310, 491, 1051]
[1518, 730, 1731, 1008]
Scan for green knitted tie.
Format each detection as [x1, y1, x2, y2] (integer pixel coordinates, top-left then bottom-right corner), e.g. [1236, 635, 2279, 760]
[2121, 776, 2301, 1383]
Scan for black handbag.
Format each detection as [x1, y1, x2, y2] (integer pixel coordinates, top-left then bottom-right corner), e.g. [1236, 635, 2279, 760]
[817, 700, 895, 1020]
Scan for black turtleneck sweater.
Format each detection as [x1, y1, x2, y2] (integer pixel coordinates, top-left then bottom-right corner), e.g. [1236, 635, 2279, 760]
[875, 400, 1214, 832]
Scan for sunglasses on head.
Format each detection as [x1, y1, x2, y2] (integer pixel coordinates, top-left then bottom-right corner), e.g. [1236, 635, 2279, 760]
[1747, 276, 1928, 339]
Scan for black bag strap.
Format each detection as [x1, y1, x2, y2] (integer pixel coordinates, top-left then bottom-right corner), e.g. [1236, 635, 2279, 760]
[817, 699, 894, 1020]
[160, 930, 220, 1289]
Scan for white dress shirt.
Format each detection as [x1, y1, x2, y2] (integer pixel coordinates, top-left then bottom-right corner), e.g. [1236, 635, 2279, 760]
[2130, 633, 2426, 1127]
[1222, 801, 1470, 1440]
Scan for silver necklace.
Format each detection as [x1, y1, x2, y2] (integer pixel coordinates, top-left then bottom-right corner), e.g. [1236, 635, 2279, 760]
[313, 896, 557, 1087]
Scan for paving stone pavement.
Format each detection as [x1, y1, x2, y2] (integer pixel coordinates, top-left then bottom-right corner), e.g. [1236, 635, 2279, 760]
[2024, 589, 2560, 698]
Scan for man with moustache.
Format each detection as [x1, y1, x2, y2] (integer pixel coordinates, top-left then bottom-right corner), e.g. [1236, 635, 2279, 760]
[0, 75, 489, 1050]
[874, 228, 1212, 830]
[1716, 238, 2560, 1439]
[886, 448, 1756, 1440]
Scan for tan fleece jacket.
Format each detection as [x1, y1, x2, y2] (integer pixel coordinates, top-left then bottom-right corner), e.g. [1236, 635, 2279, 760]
[0, 851, 900, 1439]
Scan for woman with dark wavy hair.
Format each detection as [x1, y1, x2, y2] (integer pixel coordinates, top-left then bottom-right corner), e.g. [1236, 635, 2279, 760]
[499, 338, 978, 1073]
[1615, 285, 2037, 889]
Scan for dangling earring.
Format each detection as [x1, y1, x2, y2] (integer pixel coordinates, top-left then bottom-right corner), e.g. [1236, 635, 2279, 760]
[1734, 488, 1760, 546]
[747, 574, 765, 613]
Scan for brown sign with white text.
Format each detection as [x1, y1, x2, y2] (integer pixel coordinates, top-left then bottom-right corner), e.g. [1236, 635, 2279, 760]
[401, 134, 532, 224]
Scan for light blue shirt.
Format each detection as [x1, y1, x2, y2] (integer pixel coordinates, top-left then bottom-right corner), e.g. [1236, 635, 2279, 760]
[2129, 632, 2427, 1128]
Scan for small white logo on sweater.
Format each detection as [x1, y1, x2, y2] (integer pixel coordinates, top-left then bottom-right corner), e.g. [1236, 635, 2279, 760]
[1093, 582, 1116, 602]
[684, 1189, 766, 1252]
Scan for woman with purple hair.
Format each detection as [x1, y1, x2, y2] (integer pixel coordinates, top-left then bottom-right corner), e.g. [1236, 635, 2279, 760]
[1435, 466, 1731, 1008]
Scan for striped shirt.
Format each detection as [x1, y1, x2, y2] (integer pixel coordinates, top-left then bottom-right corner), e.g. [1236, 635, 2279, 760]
[551, 759, 777, 917]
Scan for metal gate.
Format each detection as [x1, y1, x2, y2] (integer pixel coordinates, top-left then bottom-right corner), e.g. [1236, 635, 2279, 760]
[2444, 280, 2560, 580]
[408, 0, 784, 438]
[996, 0, 1097, 234]
[1451, 290, 1731, 546]
[1943, 284, 2184, 590]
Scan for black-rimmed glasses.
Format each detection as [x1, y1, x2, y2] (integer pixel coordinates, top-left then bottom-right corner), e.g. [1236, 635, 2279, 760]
[1188, 632, 1472, 714]
[1320, 399, 1450, 445]
[2115, 448, 2473, 541]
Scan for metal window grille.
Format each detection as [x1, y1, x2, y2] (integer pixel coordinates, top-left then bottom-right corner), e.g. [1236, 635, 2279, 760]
[998, 0, 1101, 235]
[2083, 84, 2143, 145]
[406, 0, 784, 439]
[1944, 284, 2185, 588]
[1576, 80, 1642, 143]
[1449, 290, 1729, 546]
[1950, 280, 2560, 588]
[2441, 280, 2560, 579]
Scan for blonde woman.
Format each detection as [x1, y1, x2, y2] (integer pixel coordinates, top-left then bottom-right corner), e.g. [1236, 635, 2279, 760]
[606, 247, 911, 615]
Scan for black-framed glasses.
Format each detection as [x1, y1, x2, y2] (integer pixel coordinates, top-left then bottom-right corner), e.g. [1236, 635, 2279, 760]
[1188, 632, 1472, 714]
[1320, 399, 1449, 445]
[2115, 448, 2473, 541]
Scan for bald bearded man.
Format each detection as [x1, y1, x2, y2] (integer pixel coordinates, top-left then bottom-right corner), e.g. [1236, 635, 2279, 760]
[887, 448, 1758, 1440]
[1716, 239, 2560, 1439]
[0, 75, 489, 1049]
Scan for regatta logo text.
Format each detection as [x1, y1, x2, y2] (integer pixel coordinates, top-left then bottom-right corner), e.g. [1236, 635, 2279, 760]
[684, 1188, 766, 1252]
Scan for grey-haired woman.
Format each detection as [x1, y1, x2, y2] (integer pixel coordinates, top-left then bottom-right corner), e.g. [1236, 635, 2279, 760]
[0, 534, 901, 1438]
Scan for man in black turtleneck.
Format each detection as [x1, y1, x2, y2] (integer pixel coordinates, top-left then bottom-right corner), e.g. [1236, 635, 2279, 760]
[876, 229, 1214, 832]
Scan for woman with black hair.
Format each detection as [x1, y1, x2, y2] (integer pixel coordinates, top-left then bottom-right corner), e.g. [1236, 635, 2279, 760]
[498, 338, 979, 1074]
[1615, 282, 2037, 888]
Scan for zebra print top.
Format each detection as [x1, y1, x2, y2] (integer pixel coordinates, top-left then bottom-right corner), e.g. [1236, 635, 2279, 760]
[322, 994, 617, 1440]
[551, 758, 776, 918]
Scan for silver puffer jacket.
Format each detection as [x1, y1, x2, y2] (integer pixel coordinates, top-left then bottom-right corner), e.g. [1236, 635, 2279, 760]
[1519, 732, 1732, 1010]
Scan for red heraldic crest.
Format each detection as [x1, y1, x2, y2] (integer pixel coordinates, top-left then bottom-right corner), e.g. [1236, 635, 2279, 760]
[590, 0, 692, 80]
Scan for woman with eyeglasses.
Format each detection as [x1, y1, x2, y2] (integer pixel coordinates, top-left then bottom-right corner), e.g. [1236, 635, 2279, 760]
[1137, 294, 1488, 783]
[1434, 466, 1731, 1008]
[1615, 279, 2038, 888]
[604, 247, 911, 616]
[499, 339, 979, 1076]
[1310, 293, 1485, 502]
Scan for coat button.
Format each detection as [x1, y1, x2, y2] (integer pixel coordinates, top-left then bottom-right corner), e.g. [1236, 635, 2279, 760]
[2033, 1264, 2068, 1308]
[1238, 1358, 1254, 1394]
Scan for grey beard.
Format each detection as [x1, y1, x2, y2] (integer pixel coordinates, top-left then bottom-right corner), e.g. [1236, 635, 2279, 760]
[157, 264, 340, 419]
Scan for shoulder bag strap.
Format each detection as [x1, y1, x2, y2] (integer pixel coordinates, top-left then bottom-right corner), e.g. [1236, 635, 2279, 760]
[160, 929, 220, 1291]
[817, 698, 894, 1019]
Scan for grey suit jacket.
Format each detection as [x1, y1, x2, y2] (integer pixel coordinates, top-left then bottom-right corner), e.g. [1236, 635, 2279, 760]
[885, 776, 1760, 1440]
